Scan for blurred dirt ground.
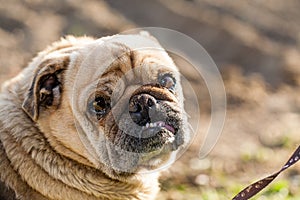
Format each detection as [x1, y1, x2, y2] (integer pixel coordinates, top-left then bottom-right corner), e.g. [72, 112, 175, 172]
[1, 0, 300, 199]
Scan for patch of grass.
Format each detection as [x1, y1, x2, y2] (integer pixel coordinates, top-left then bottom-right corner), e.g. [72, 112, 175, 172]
[159, 177, 300, 200]
[176, 184, 186, 192]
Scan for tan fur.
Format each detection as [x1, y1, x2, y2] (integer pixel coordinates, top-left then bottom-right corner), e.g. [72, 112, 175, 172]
[0, 34, 186, 200]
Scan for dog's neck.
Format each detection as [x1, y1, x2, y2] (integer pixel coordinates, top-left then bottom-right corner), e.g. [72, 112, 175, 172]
[0, 76, 159, 200]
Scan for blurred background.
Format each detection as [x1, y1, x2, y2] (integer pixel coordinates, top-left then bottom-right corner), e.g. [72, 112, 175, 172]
[1, 0, 300, 199]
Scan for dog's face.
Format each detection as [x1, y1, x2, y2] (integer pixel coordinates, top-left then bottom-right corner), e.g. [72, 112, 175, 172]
[22, 34, 189, 177]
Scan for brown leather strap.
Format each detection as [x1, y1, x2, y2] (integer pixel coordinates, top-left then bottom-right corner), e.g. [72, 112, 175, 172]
[232, 145, 300, 200]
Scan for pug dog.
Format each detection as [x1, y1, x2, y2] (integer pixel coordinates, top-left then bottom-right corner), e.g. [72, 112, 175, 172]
[0, 32, 189, 200]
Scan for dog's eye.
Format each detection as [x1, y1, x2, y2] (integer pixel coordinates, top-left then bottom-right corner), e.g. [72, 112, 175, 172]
[159, 74, 176, 91]
[89, 95, 110, 118]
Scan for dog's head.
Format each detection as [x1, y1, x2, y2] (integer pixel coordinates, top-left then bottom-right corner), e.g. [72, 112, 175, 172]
[22, 33, 190, 178]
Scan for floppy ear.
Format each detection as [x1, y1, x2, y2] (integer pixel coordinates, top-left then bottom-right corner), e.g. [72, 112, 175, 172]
[22, 55, 70, 121]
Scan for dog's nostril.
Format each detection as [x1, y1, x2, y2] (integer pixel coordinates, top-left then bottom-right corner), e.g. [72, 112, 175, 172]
[129, 102, 142, 113]
[147, 97, 155, 108]
[129, 94, 157, 126]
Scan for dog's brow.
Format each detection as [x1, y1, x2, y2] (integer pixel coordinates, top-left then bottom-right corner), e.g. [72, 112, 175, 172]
[97, 71, 124, 94]
[101, 68, 124, 79]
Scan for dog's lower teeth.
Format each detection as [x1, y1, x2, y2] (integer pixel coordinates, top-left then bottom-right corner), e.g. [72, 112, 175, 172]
[142, 121, 171, 130]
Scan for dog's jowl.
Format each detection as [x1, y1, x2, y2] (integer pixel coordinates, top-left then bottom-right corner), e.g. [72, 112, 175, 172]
[0, 33, 190, 200]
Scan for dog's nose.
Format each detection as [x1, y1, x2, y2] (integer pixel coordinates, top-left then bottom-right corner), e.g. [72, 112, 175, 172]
[129, 94, 157, 126]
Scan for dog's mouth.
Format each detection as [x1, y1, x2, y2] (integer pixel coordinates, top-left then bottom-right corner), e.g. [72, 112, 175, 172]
[106, 116, 183, 172]
[112, 116, 182, 154]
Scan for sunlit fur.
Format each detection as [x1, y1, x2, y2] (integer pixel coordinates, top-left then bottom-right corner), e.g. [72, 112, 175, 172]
[0, 33, 188, 200]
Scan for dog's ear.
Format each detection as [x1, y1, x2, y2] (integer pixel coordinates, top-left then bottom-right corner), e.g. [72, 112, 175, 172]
[22, 55, 70, 121]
